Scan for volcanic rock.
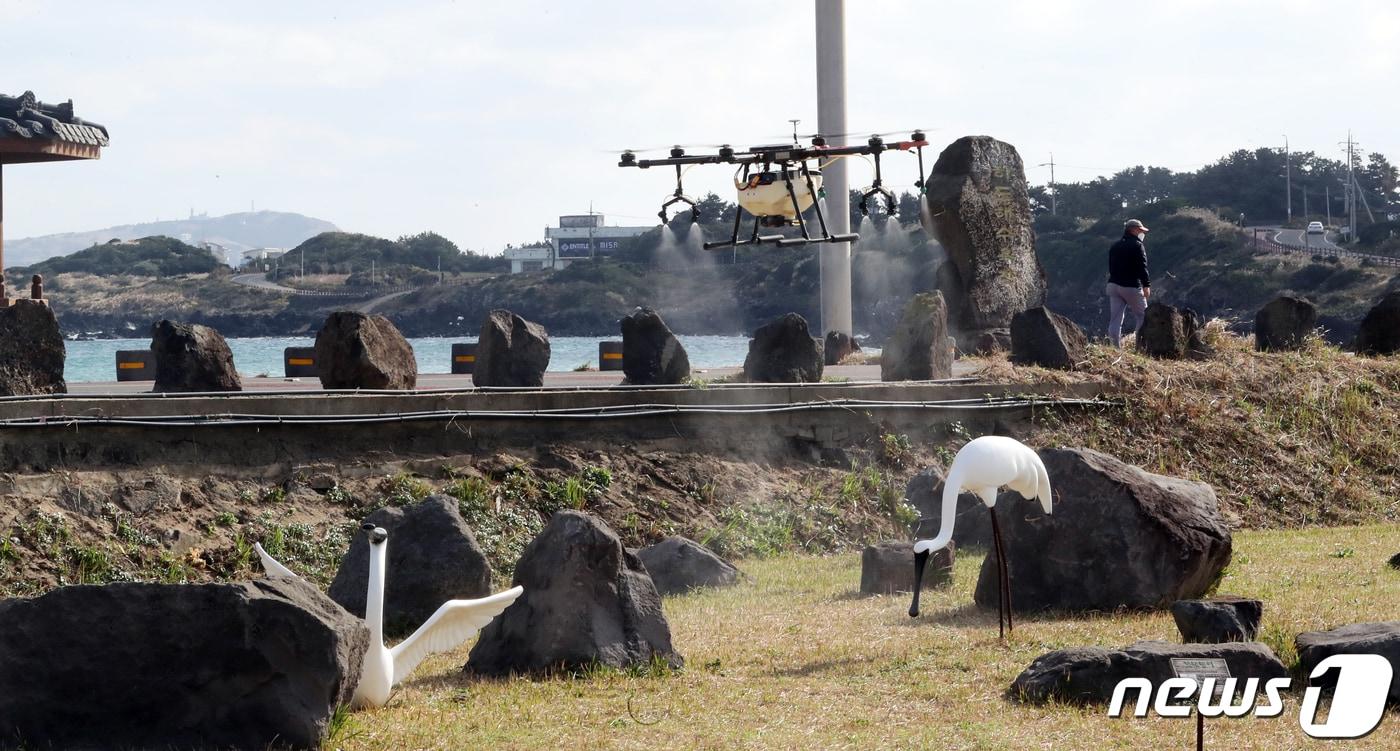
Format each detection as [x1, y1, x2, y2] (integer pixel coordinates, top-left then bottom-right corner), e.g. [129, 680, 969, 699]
[881, 292, 954, 381]
[1171, 596, 1263, 643]
[970, 328, 1011, 355]
[466, 510, 683, 676]
[1011, 306, 1087, 369]
[972, 447, 1232, 612]
[1296, 621, 1400, 703]
[924, 136, 1047, 347]
[1136, 302, 1209, 359]
[1254, 295, 1317, 352]
[636, 536, 741, 595]
[742, 312, 823, 383]
[315, 310, 417, 389]
[860, 540, 954, 595]
[327, 494, 491, 638]
[0, 578, 367, 750]
[823, 330, 860, 365]
[150, 319, 242, 392]
[620, 307, 690, 385]
[1010, 640, 1287, 705]
[473, 308, 551, 387]
[0, 298, 65, 396]
[1355, 292, 1400, 356]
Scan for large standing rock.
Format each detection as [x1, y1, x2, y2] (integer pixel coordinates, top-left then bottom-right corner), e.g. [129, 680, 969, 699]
[328, 494, 491, 637]
[150, 319, 242, 392]
[1296, 622, 1400, 703]
[1136, 302, 1209, 359]
[0, 578, 368, 750]
[473, 308, 551, 387]
[1011, 640, 1287, 705]
[1355, 292, 1400, 356]
[924, 136, 1047, 347]
[904, 467, 993, 548]
[620, 307, 690, 385]
[466, 510, 683, 676]
[824, 330, 861, 365]
[860, 540, 954, 595]
[972, 447, 1232, 612]
[1171, 596, 1263, 643]
[1011, 306, 1087, 369]
[0, 298, 65, 396]
[742, 312, 823, 383]
[881, 292, 954, 381]
[636, 536, 741, 595]
[315, 310, 417, 389]
[1254, 295, 1317, 352]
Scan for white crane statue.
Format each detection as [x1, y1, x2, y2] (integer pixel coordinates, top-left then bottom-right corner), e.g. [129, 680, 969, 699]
[256, 523, 523, 708]
[907, 436, 1052, 638]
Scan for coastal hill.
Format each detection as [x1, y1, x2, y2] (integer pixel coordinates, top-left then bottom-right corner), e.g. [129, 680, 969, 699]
[16, 208, 1400, 343]
[3, 210, 338, 267]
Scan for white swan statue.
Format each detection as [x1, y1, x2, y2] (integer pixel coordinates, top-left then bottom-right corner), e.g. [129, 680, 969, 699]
[257, 523, 523, 708]
[908, 435, 1052, 638]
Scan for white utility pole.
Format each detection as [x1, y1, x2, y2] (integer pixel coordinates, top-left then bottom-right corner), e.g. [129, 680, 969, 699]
[1283, 135, 1291, 224]
[1038, 154, 1057, 215]
[815, 0, 852, 337]
[1347, 131, 1356, 240]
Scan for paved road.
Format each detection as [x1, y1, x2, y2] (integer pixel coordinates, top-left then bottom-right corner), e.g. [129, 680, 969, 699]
[231, 273, 297, 292]
[66, 361, 979, 395]
[356, 289, 414, 313]
[1272, 227, 1341, 251]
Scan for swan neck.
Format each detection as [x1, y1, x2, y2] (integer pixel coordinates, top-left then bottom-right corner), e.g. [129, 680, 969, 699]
[366, 540, 386, 645]
[916, 470, 959, 552]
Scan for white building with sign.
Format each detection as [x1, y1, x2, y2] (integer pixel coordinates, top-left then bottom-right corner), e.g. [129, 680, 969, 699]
[503, 214, 653, 273]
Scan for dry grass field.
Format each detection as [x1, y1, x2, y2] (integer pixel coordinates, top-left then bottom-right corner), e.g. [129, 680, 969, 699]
[334, 524, 1400, 751]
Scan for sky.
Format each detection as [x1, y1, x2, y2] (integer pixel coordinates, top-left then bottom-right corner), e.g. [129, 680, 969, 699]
[3, 0, 1397, 253]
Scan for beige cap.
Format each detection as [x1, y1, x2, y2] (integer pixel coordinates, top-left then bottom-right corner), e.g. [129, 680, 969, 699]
[1125, 219, 1150, 232]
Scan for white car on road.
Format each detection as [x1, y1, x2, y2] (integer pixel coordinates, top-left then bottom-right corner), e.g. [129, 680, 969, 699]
[1307, 221, 1325, 234]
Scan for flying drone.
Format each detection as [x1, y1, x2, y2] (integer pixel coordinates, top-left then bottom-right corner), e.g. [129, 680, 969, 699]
[618, 128, 929, 250]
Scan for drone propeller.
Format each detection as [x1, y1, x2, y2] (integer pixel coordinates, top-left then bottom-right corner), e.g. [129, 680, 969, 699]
[600, 143, 734, 155]
[770, 128, 934, 142]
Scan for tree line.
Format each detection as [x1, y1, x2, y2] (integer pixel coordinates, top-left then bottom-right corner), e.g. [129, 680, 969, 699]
[1031, 147, 1399, 229]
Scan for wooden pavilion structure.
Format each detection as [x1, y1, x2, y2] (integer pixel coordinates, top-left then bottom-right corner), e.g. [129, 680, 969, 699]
[0, 91, 109, 304]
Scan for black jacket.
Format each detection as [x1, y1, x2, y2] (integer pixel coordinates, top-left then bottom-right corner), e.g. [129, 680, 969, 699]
[1107, 232, 1150, 288]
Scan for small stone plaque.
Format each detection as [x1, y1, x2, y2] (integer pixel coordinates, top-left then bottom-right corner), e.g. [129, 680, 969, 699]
[1171, 657, 1231, 697]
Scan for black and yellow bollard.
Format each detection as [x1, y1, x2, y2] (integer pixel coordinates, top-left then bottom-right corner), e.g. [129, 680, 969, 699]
[599, 340, 624, 372]
[451, 343, 477, 375]
[283, 347, 318, 377]
[115, 350, 156, 382]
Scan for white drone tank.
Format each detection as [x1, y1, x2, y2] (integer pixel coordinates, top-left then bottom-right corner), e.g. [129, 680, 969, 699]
[736, 170, 822, 220]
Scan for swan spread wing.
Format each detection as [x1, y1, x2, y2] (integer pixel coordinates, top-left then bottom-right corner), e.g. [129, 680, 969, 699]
[254, 542, 300, 579]
[389, 586, 524, 685]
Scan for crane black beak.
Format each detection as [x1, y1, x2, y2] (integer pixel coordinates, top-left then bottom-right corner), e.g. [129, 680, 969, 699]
[908, 550, 930, 617]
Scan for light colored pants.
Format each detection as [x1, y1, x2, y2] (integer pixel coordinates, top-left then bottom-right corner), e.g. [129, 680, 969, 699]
[1106, 283, 1147, 347]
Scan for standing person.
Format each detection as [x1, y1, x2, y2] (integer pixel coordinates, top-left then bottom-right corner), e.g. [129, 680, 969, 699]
[1106, 218, 1151, 347]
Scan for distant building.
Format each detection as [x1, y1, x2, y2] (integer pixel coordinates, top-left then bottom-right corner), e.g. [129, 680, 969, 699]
[199, 241, 231, 266]
[240, 247, 287, 270]
[502, 214, 652, 273]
